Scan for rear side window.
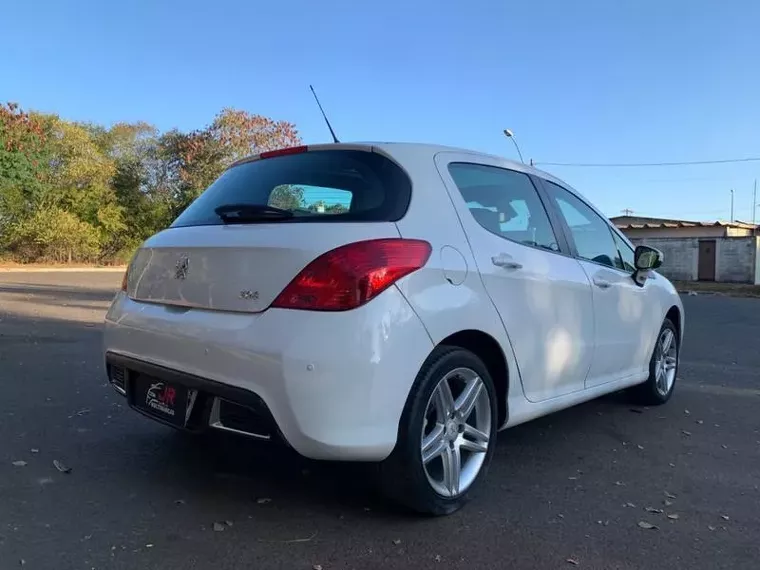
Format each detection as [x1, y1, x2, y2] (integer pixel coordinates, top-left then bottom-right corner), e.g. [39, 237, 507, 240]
[171, 150, 412, 227]
[447, 163, 559, 252]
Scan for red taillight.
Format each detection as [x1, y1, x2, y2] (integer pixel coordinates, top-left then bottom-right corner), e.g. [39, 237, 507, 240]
[259, 145, 308, 160]
[271, 239, 432, 311]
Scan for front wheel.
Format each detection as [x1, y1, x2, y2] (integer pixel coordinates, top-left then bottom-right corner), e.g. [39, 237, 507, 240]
[630, 318, 679, 405]
[378, 346, 498, 516]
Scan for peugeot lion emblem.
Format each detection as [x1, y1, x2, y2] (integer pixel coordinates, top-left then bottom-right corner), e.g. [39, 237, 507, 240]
[174, 255, 189, 280]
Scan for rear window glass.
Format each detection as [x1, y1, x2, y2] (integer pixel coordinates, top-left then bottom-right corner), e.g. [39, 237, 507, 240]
[171, 150, 412, 227]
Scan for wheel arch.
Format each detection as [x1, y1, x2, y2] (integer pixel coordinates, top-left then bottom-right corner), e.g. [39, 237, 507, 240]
[436, 329, 509, 426]
[665, 304, 682, 346]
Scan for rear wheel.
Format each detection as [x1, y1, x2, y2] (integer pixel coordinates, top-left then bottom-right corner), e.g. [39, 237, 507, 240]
[379, 346, 498, 515]
[630, 318, 679, 405]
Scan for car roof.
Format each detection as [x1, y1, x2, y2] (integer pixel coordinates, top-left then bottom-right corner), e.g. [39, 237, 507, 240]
[357, 141, 568, 188]
[356, 140, 520, 164]
[311, 141, 560, 178]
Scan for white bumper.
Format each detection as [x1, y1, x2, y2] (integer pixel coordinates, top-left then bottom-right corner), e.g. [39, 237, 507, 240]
[103, 286, 433, 461]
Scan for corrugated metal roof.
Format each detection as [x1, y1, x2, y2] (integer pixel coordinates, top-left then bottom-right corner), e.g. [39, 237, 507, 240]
[611, 217, 757, 230]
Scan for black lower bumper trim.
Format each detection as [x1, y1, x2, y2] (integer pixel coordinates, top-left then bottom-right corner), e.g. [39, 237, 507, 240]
[105, 352, 281, 440]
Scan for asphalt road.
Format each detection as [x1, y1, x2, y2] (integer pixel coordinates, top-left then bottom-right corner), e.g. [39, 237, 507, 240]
[1, 272, 759, 570]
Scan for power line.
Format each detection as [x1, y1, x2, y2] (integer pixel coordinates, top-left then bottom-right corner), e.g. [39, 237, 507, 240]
[535, 157, 760, 168]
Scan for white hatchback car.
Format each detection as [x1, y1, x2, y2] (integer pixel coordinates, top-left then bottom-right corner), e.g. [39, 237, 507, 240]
[104, 142, 683, 515]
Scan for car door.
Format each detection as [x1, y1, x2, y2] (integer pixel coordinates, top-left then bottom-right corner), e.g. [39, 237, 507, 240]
[540, 180, 656, 387]
[435, 154, 595, 403]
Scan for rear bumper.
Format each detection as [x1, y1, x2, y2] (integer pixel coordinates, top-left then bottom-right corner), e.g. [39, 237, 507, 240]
[103, 287, 433, 461]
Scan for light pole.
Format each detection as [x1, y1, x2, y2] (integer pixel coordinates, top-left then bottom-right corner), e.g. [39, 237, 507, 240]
[503, 129, 525, 164]
[730, 188, 734, 222]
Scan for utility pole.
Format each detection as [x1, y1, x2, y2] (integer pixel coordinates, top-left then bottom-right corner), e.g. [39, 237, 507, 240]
[730, 188, 734, 222]
[622, 208, 634, 216]
[753, 179, 757, 226]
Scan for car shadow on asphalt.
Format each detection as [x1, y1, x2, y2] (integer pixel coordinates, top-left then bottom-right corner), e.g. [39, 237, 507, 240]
[1, 309, 647, 524]
[87, 389, 636, 523]
[0, 283, 118, 319]
[113, 395, 634, 522]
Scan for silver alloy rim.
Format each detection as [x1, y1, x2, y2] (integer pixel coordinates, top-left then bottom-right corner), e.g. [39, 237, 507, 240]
[420, 367, 492, 498]
[654, 328, 678, 396]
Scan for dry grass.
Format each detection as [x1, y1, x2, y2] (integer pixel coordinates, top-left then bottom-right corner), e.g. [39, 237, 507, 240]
[673, 281, 760, 298]
[0, 255, 125, 269]
[0, 260, 126, 272]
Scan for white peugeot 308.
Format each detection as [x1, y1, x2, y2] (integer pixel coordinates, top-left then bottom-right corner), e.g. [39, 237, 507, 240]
[104, 142, 684, 515]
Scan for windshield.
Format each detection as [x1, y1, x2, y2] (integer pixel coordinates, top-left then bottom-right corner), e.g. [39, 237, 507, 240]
[171, 149, 412, 227]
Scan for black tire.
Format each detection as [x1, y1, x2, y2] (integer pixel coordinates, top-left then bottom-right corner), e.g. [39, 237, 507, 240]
[378, 345, 499, 516]
[630, 318, 679, 405]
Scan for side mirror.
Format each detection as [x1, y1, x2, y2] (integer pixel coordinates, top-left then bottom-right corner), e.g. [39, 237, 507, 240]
[632, 245, 663, 286]
[634, 245, 663, 270]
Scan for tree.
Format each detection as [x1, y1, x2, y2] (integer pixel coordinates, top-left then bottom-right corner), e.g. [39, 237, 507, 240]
[160, 109, 302, 212]
[95, 122, 174, 258]
[0, 103, 52, 244]
[270, 185, 305, 210]
[159, 128, 227, 211]
[0, 101, 303, 264]
[326, 203, 348, 214]
[305, 200, 348, 214]
[8, 206, 101, 263]
[28, 114, 121, 226]
[210, 108, 300, 162]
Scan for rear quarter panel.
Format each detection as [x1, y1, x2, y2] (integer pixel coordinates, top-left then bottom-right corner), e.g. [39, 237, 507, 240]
[378, 145, 526, 417]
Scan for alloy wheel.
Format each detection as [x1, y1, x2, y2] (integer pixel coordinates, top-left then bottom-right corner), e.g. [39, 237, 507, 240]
[420, 367, 492, 497]
[654, 328, 677, 396]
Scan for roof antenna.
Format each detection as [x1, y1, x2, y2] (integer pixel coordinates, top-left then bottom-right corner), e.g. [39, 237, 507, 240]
[309, 85, 339, 143]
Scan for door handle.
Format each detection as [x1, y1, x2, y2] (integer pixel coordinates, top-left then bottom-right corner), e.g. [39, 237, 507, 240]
[593, 278, 612, 289]
[491, 254, 523, 270]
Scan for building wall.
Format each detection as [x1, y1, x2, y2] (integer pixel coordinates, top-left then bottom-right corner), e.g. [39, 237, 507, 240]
[629, 238, 699, 281]
[630, 236, 760, 283]
[716, 238, 758, 282]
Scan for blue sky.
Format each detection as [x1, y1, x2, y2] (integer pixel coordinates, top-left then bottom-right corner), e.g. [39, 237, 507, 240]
[3, 0, 759, 221]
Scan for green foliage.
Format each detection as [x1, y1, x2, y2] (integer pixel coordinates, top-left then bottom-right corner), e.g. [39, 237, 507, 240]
[306, 201, 348, 214]
[8, 206, 101, 263]
[270, 185, 305, 210]
[0, 102, 301, 264]
[0, 103, 53, 243]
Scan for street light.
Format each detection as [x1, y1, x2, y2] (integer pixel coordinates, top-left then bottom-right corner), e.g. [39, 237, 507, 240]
[503, 129, 525, 164]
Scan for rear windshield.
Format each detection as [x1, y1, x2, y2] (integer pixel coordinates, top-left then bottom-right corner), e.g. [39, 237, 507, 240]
[171, 149, 412, 227]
